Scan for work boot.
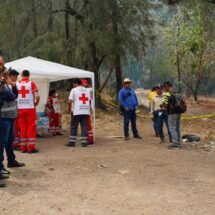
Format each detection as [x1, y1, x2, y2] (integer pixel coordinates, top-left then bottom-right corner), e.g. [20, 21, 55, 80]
[160, 139, 165, 144]
[13, 143, 20, 151]
[167, 144, 181, 150]
[28, 149, 39, 154]
[0, 173, 9, 180]
[134, 134, 142, 139]
[0, 180, 6, 188]
[66, 142, 75, 147]
[1, 166, 10, 175]
[8, 160, 25, 168]
[20, 145, 28, 153]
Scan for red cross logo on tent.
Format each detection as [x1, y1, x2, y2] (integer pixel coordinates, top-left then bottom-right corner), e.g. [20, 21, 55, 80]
[79, 93, 89, 104]
[18, 86, 30, 98]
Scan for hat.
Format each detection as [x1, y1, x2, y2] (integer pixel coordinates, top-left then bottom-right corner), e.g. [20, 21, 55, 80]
[9, 69, 19, 76]
[123, 78, 132, 84]
[82, 79, 88, 86]
[157, 84, 163, 89]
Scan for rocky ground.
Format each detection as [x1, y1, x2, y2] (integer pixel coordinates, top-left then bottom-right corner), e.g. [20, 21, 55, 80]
[0, 106, 215, 215]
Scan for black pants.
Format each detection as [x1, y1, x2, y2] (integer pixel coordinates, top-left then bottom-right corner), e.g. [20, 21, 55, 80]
[69, 115, 88, 145]
[123, 110, 138, 137]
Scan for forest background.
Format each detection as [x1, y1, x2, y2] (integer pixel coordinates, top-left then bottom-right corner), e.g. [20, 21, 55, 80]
[0, 0, 215, 103]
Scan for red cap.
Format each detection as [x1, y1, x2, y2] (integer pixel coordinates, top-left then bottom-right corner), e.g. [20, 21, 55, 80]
[82, 79, 88, 86]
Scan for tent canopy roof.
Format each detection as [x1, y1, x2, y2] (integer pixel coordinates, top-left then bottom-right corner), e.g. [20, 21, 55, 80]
[5, 56, 94, 82]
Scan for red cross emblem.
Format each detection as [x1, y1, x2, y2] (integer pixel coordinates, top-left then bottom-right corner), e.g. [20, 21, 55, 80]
[18, 86, 30, 98]
[79, 93, 89, 104]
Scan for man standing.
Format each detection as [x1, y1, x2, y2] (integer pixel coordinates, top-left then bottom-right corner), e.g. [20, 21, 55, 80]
[0, 69, 25, 171]
[148, 86, 159, 137]
[163, 81, 182, 150]
[150, 85, 171, 144]
[67, 78, 91, 147]
[118, 78, 142, 141]
[0, 56, 9, 187]
[9, 70, 20, 150]
[81, 79, 94, 145]
[17, 70, 40, 153]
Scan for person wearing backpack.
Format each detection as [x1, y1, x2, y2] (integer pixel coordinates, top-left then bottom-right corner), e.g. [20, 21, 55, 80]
[163, 81, 187, 150]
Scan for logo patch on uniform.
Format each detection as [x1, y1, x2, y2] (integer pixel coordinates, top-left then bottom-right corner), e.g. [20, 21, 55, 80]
[18, 86, 30, 98]
[79, 93, 89, 104]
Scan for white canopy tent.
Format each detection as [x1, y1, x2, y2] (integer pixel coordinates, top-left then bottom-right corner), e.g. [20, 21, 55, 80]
[5, 56, 95, 134]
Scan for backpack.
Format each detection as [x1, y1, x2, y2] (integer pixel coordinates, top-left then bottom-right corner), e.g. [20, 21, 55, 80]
[172, 92, 187, 114]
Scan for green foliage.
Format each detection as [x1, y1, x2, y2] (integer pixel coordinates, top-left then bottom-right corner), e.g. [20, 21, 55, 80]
[163, 0, 215, 100]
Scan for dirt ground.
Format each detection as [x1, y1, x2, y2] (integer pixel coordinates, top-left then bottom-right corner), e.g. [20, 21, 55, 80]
[0, 109, 215, 215]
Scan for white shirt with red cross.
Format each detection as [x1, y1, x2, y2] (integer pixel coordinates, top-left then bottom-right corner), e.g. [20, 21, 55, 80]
[16, 81, 35, 109]
[69, 86, 91, 116]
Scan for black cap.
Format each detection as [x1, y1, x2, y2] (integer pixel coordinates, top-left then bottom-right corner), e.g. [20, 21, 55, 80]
[9, 69, 19, 76]
[22, 70, 30, 77]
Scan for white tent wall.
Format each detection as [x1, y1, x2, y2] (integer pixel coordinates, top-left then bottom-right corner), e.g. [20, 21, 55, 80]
[35, 79, 50, 112]
[5, 56, 96, 139]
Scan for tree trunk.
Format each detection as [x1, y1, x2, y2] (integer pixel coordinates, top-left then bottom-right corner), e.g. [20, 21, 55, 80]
[32, 0, 38, 57]
[176, 52, 182, 92]
[193, 92, 198, 102]
[32, 0, 37, 38]
[47, 0, 53, 32]
[112, 0, 123, 96]
[115, 54, 123, 96]
[64, 0, 72, 66]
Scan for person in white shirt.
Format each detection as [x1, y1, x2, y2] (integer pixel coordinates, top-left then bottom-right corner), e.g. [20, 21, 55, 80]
[150, 85, 171, 144]
[81, 79, 94, 144]
[67, 79, 91, 147]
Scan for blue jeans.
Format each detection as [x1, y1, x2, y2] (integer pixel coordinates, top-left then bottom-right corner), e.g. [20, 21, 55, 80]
[168, 114, 181, 146]
[0, 119, 16, 166]
[153, 112, 159, 136]
[154, 111, 171, 140]
[123, 110, 138, 137]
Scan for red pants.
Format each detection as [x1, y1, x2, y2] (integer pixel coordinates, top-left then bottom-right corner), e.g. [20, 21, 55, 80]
[13, 119, 20, 149]
[48, 111, 61, 135]
[88, 116, 94, 143]
[18, 109, 37, 152]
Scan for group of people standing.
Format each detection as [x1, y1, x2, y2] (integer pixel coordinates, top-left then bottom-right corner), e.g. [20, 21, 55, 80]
[0, 54, 94, 187]
[118, 78, 185, 150]
[46, 79, 94, 146]
[0, 53, 184, 188]
[0, 55, 40, 187]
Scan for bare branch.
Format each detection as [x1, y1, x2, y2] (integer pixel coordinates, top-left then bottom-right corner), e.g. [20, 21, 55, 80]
[52, 7, 84, 24]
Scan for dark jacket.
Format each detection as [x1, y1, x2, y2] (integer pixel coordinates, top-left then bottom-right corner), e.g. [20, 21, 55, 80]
[1, 84, 18, 119]
[0, 84, 17, 108]
[166, 94, 178, 115]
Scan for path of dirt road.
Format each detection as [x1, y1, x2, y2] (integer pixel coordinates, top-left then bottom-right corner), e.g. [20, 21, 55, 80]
[0, 115, 215, 215]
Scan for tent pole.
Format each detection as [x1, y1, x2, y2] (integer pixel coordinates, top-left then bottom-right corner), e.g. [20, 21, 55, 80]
[92, 75, 96, 142]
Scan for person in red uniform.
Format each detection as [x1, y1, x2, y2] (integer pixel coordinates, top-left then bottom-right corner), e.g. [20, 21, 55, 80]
[81, 79, 94, 144]
[46, 89, 62, 136]
[16, 70, 40, 153]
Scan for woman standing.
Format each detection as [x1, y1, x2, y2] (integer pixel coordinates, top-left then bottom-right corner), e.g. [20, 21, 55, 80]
[46, 90, 62, 136]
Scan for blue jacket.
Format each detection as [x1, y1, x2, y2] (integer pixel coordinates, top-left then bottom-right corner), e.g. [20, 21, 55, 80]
[118, 87, 138, 110]
[0, 85, 17, 108]
[0, 84, 17, 145]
